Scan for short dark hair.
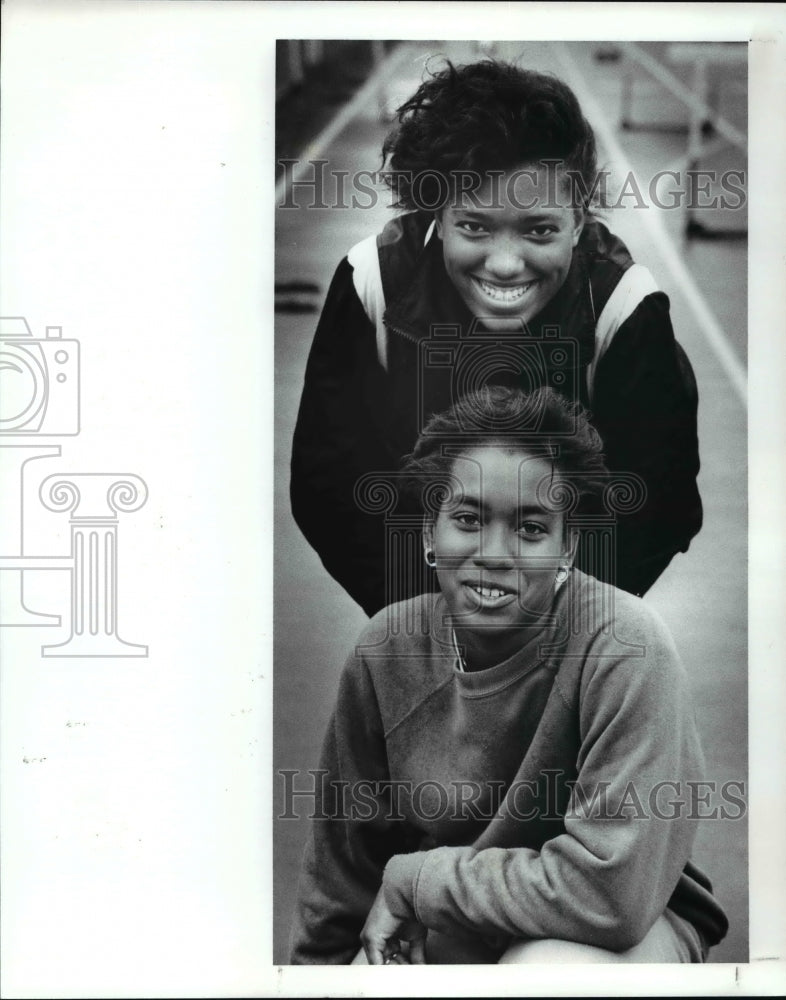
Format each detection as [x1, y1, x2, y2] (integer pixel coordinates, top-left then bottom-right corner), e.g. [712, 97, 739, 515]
[400, 385, 608, 517]
[381, 59, 599, 213]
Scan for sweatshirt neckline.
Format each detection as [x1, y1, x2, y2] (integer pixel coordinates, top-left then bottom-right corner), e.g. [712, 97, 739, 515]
[430, 585, 574, 697]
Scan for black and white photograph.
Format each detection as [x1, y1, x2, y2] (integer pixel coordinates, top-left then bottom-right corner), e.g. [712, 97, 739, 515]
[2, 2, 785, 997]
[275, 36, 748, 968]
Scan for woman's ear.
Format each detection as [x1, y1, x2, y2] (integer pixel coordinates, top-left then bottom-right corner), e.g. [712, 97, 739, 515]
[423, 517, 435, 556]
[571, 209, 585, 248]
[435, 211, 444, 240]
[562, 523, 579, 566]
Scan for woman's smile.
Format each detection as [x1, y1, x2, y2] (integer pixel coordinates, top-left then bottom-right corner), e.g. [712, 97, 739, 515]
[463, 579, 518, 609]
[472, 276, 541, 309]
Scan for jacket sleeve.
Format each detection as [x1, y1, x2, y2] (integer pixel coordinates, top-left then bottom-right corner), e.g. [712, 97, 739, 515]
[583, 291, 703, 596]
[381, 606, 706, 952]
[290, 257, 398, 616]
[289, 652, 405, 964]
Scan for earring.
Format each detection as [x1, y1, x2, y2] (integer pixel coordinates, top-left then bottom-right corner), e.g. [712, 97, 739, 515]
[424, 549, 437, 568]
[555, 565, 570, 587]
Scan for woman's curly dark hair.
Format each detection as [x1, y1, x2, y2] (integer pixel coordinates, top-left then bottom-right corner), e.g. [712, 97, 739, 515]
[381, 59, 599, 213]
[400, 385, 608, 518]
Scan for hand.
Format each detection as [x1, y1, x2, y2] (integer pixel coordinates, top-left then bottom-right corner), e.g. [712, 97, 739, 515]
[360, 886, 427, 965]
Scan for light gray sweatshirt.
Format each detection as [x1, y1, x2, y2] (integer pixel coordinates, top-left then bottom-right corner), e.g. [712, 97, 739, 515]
[289, 571, 728, 963]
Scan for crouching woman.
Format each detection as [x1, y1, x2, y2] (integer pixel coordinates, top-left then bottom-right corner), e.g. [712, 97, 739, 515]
[288, 385, 728, 964]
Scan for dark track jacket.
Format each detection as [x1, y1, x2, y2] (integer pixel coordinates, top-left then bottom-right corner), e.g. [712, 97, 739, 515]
[290, 213, 702, 615]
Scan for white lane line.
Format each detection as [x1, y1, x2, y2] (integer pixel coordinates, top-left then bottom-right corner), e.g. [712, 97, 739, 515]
[274, 42, 418, 207]
[552, 42, 747, 408]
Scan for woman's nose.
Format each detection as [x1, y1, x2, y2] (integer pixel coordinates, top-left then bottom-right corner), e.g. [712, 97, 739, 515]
[485, 236, 527, 280]
[472, 526, 516, 566]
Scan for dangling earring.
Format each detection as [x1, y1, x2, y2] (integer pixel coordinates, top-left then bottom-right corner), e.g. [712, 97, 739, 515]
[555, 565, 570, 588]
[424, 549, 437, 568]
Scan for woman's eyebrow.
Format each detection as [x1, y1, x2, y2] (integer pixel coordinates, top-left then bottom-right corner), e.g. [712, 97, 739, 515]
[519, 212, 562, 222]
[454, 494, 481, 507]
[454, 498, 555, 517]
[517, 503, 553, 517]
[453, 208, 564, 223]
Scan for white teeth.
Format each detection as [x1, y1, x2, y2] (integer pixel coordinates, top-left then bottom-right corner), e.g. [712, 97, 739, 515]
[476, 278, 536, 303]
[471, 585, 507, 599]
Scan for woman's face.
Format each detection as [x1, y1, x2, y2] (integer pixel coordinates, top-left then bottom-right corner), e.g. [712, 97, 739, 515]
[436, 163, 583, 327]
[425, 446, 572, 652]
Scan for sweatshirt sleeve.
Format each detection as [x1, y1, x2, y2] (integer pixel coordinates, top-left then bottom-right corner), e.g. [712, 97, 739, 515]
[586, 291, 703, 596]
[381, 605, 705, 952]
[290, 257, 399, 617]
[289, 652, 406, 964]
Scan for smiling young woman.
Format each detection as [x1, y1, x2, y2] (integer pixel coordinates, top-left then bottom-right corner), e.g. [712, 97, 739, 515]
[291, 59, 704, 612]
[289, 386, 728, 965]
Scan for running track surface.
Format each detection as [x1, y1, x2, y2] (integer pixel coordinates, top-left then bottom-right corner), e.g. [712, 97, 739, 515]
[274, 40, 747, 964]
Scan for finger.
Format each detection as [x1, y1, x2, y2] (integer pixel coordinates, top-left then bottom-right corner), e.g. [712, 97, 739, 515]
[382, 941, 403, 964]
[409, 935, 427, 965]
[363, 937, 386, 966]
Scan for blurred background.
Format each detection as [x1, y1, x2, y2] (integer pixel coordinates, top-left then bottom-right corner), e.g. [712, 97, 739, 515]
[274, 39, 748, 964]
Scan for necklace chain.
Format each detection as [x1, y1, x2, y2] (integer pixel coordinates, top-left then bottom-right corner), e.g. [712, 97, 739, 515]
[451, 628, 466, 673]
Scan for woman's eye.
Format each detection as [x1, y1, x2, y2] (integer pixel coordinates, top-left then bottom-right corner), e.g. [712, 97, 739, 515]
[455, 220, 487, 235]
[519, 521, 546, 537]
[527, 225, 558, 239]
[453, 511, 481, 527]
